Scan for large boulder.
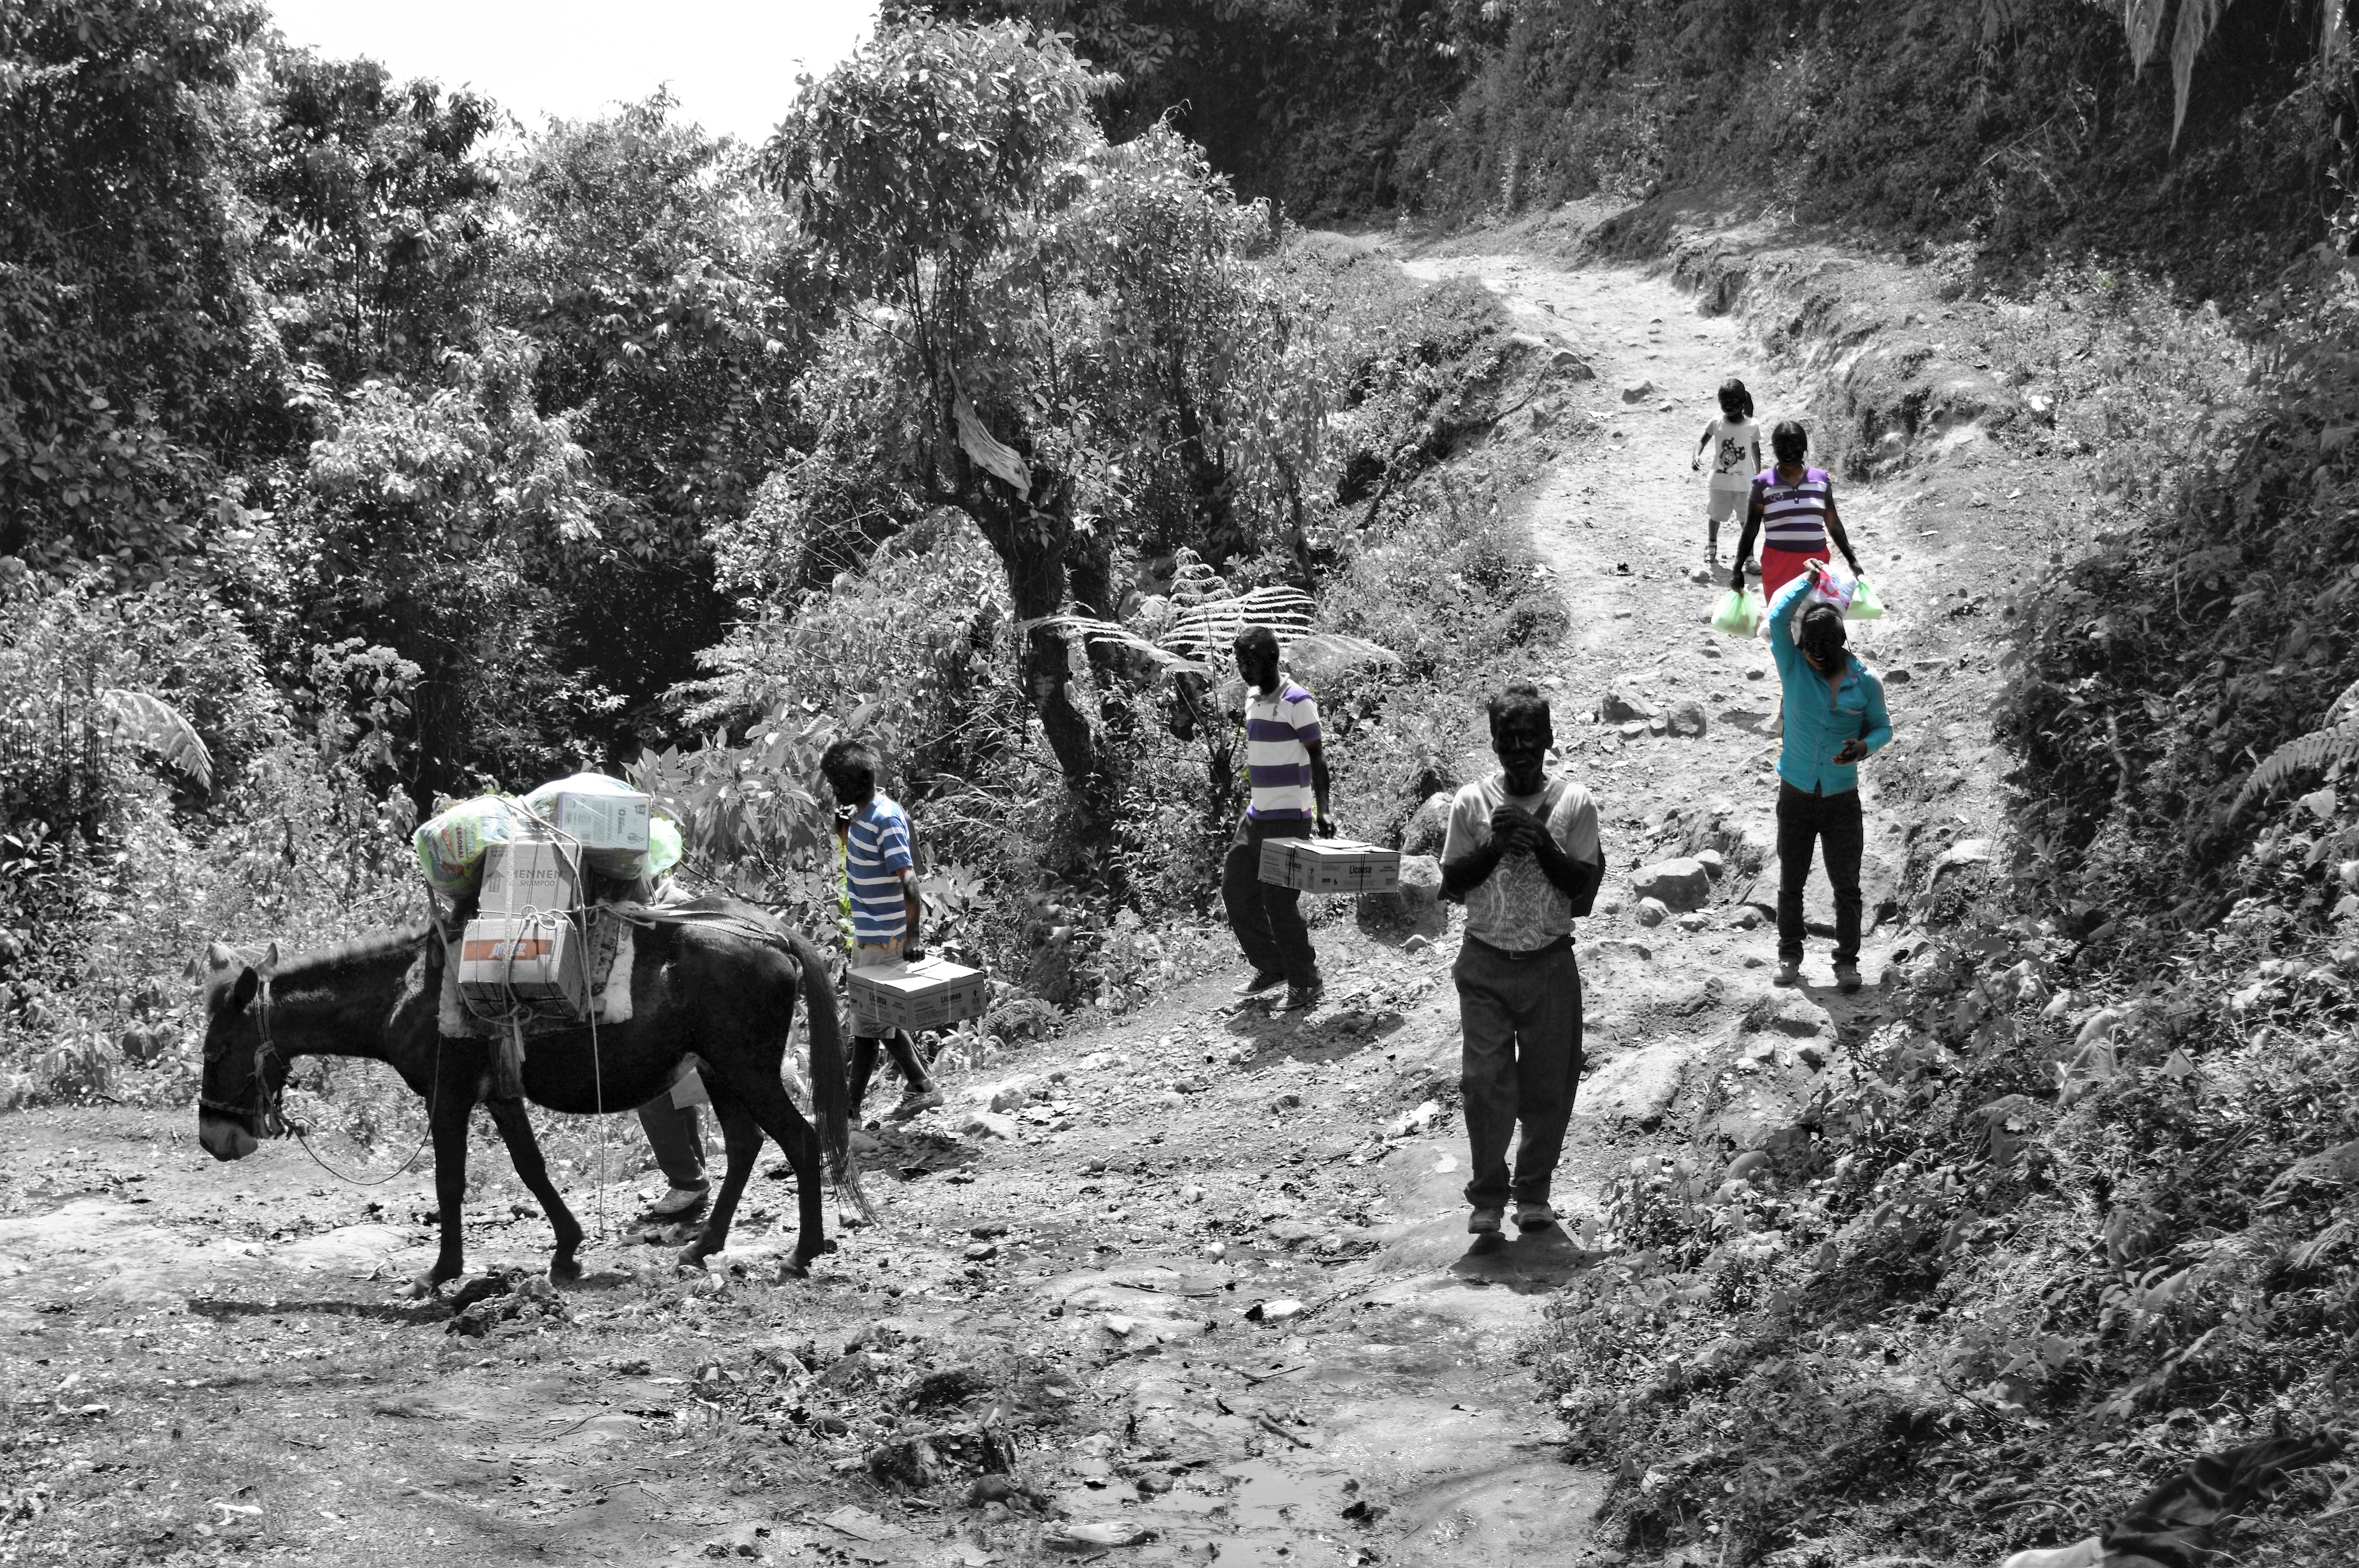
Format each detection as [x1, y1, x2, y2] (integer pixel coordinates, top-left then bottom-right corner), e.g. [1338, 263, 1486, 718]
[1400, 791, 1456, 857]
[1631, 858, 1711, 912]
[1574, 1038, 1686, 1128]
[1358, 854, 1445, 938]
[1598, 688, 1659, 723]
[985, 1077, 1038, 1114]
[1507, 332, 1596, 383]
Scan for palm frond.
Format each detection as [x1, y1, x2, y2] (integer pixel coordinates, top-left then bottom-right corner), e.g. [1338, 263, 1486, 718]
[2168, 0, 2230, 145]
[2120, 0, 2171, 69]
[100, 689, 213, 793]
[2108, 0, 2320, 150]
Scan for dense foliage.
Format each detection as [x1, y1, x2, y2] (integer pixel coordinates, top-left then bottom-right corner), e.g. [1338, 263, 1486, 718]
[937, 0, 2357, 286]
[891, 0, 1485, 217]
[1, 0, 269, 567]
[2, 5, 1568, 1100]
[1540, 875, 2359, 1565]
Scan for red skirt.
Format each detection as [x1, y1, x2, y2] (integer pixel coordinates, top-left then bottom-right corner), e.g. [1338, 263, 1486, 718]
[1761, 544, 1829, 600]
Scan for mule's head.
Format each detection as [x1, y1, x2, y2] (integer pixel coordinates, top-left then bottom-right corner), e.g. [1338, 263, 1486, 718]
[196, 940, 283, 1161]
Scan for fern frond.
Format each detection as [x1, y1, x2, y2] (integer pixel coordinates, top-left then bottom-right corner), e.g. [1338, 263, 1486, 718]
[1160, 585, 1317, 660]
[1166, 550, 1232, 608]
[1287, 632, 1403, 683]
[2230, 718, 2359, 820]
[2322, 675, 2359, 728]
[1018, 604, 1398, 691]
[1015, 615, 1218, 678]
[99, 689, 213, 793]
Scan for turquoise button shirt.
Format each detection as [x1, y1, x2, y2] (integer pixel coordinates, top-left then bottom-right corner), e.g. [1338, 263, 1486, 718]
[1767, 573, 1893, 795]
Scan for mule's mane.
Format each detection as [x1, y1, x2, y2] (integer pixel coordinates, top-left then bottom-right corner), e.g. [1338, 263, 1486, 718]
[274, 921, 432, 982]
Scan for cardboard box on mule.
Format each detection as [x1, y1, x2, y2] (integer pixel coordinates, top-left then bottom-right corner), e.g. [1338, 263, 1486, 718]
[457, 914, 590, 1015]
[478, 836, 583, 918]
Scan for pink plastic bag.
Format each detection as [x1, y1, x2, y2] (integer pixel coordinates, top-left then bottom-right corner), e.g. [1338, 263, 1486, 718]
[1803, 559, 1857, 615]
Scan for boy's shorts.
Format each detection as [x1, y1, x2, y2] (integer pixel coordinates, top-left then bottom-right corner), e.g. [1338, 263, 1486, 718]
[1707, 484, 1749, 522]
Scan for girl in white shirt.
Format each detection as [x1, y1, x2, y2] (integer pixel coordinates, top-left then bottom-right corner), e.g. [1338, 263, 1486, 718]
[1691, 378, 1761, 570]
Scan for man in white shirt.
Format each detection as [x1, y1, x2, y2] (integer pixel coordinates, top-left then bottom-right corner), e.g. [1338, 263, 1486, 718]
[1439, 683, 1604, 1235]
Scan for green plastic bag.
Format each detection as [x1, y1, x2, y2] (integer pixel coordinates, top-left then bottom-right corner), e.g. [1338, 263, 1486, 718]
[645, 816, 684, 880]
[1846, 575, 1887, 621]
[1710, 586, 1766, 637]
[413, 795, 524, 897]
[580, 813, 684, 885]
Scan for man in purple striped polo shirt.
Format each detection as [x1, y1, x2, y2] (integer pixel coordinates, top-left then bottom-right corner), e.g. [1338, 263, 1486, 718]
[1222, 625, 1332, 1013]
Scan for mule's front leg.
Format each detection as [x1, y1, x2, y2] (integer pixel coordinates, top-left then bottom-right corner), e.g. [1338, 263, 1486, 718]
[409, 1092, 475, 1297]
[486, 1099, 585, 1282]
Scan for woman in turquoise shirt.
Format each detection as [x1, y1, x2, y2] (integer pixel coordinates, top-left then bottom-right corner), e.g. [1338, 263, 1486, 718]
[1766, 563, 1893, 992]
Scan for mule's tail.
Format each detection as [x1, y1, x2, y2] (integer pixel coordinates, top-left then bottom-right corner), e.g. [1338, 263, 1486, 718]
[787, 929, 872, 1222]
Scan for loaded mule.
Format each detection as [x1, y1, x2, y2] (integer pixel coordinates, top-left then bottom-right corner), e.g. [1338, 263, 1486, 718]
[195, 898, 851, 1292]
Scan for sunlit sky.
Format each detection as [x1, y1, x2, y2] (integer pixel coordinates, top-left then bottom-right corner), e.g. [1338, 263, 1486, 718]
[265, 1, 881, 144]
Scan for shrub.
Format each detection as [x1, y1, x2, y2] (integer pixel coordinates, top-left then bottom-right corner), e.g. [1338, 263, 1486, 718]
[0, 569, 421, 1108]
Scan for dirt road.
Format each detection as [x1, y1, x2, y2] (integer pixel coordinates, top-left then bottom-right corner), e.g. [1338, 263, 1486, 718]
[1, 227, 2037, 1566]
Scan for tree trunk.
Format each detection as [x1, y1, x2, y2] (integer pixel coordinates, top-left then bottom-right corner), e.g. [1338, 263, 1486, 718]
[960, 466, 1110, 833]
[1171, 380, 1241, 564]
[1064, 495, 1121, 689]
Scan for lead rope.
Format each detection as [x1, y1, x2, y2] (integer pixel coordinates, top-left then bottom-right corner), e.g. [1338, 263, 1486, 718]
[262, 973, 444, 1189]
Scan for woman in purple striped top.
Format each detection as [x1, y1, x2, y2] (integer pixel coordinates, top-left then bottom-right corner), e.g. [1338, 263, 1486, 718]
[1729, 421, 1863, 601]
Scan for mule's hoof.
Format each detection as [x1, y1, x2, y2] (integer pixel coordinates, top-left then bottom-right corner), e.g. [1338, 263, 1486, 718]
[776, 1257, 811, 1281]
[405, 1271, 447, 1300]
[549, 1254, 583, 1285]
[671, 1245, 711, 1273]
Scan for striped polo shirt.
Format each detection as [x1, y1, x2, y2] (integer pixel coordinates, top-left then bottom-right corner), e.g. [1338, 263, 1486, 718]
[839, 795, 915, 945]
[1244, 678, 1322, 820]
[1754, 465, 1834, 552]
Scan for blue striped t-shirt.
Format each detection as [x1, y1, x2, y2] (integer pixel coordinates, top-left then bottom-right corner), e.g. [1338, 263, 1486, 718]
[840, 795, 915, 944]
[1244, 678, 1322, 820]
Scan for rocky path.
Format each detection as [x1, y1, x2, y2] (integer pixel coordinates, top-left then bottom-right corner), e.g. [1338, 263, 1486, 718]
[1, 232, 2040, 1568]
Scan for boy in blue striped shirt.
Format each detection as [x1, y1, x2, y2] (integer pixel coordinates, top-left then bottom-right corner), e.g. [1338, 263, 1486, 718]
[823, 739, 944, 1122]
